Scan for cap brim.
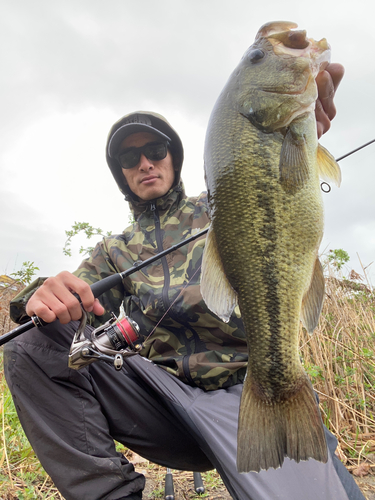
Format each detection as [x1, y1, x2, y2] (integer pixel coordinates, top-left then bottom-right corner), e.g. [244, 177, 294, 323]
[108, 123, 171, 158]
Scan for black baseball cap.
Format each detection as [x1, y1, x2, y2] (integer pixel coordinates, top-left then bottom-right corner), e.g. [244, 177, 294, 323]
[107, 113, 172, 158]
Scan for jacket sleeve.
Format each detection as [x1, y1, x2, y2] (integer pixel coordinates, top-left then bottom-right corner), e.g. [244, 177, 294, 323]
[73, 237, 127, 327]
[9, 237, 127, 327]
[9, 277, 48, 324]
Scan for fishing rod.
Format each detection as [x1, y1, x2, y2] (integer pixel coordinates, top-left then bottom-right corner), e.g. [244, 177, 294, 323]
[0, 227, 209, 347]
[320, 138, 375, 193]
[335, 138, 375, 162]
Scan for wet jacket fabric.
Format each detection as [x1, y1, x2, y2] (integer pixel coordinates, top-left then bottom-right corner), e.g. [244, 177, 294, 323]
[10, 184, 247, 391]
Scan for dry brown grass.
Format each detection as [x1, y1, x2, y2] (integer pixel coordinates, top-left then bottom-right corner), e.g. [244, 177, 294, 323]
[300, 267, 375, 471]
[1, 266, 375, 497]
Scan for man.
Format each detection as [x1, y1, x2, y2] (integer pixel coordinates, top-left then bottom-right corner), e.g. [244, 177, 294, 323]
[5, 64, 364, 500]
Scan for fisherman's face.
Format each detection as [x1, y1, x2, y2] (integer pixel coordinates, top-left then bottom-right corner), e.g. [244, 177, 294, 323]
[119, 132, 175, 201]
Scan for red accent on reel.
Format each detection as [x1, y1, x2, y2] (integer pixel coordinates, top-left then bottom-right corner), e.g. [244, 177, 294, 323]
[116, 317, 139, 345]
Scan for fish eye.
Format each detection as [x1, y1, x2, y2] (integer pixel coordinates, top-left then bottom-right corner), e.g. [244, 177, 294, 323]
[248, 49, 265, 63]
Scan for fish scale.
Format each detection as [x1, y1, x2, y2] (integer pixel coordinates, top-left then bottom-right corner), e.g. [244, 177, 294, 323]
[201, 21, 341, 472]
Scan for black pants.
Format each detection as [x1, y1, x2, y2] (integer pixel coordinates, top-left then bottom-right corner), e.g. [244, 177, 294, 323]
[4, 321, 364, 500]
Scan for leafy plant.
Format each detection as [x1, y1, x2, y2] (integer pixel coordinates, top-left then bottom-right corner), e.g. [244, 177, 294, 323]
[10, 261, 39, 286]
[63, 215, 136, 258]
[63, 221, 112, 257]
[328, 248, 350, 271]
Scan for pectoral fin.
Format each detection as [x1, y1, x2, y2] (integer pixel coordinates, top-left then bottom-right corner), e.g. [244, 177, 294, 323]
[201, 227, 237, 323]
[301, 258, 325, 334]
[317, 144, 341, 187]
[279, 123, 310, 193]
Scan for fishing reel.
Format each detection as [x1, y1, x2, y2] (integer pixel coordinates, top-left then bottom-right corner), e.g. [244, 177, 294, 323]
[68, 309, 143, 371]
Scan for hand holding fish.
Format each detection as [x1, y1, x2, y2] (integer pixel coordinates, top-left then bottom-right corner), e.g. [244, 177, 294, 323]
[315, 62, 345, 138]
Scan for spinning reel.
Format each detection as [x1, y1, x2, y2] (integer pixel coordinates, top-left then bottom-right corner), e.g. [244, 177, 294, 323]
[68, 309, 142, 371]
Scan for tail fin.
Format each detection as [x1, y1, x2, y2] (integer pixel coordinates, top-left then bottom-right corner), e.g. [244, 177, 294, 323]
[237, 376, 328, 473]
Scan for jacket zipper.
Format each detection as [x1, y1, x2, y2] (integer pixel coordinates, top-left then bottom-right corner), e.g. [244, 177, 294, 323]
[150, 201, 204, 385]
[150, 201, 170, 315]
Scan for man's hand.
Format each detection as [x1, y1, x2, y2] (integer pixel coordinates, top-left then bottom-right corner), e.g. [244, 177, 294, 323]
[315, 63, 345, 138]
[26, 271, 105, 324]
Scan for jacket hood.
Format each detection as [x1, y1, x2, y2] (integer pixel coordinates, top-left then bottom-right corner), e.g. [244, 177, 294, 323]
[105, 111, 184, 201]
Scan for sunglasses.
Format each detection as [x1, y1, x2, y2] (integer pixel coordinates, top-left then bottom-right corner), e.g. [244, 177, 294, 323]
[117, 141, 169, 170]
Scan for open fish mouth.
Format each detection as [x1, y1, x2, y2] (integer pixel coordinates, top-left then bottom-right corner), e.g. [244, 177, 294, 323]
[246, 21, 331, 108]
[258, 21, 331, 76]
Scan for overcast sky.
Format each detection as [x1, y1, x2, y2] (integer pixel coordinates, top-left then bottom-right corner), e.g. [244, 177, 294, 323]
[1, 0, 374, 286]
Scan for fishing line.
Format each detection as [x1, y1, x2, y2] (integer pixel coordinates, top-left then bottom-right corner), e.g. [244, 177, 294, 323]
[320, 138, 375, 192]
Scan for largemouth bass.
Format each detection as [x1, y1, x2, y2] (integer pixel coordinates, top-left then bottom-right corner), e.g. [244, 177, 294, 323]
[201, 21, 341, 473]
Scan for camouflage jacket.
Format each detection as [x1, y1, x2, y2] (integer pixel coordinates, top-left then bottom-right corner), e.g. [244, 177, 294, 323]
[10, 185, 247, 391]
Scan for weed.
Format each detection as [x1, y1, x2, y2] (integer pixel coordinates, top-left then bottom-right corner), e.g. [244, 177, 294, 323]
[150, 487, 164, 498]
[300, 266, 375, 465]
[201, 469, 224, 490]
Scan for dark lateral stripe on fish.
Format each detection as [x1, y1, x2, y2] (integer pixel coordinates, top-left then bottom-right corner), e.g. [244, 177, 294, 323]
[254, 178, 287, 400]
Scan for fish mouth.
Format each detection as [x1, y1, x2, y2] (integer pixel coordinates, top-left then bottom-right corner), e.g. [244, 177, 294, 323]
[271, 36, 330, 76]
[255, 23, 330, 100]
[257, 21, 331, 77]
